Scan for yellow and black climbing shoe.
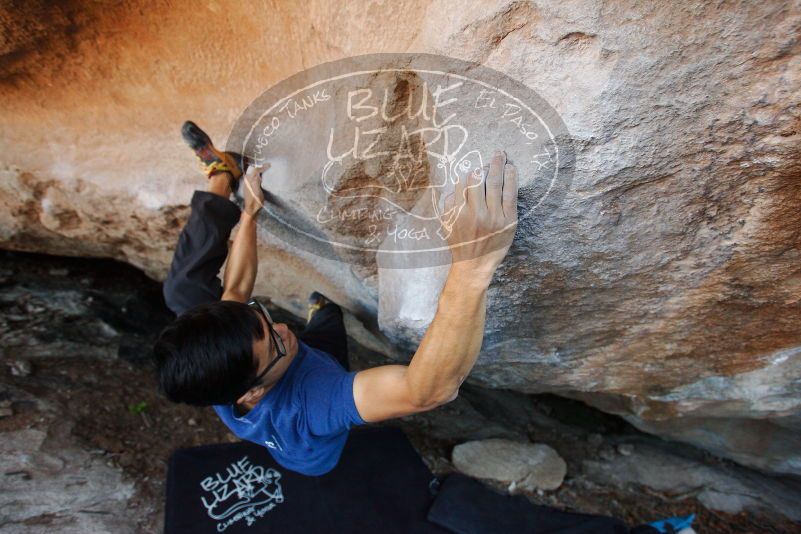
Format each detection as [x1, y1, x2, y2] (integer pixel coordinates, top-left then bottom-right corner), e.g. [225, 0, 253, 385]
[181, 120, 247, 187]
[307, 291, 331, 324]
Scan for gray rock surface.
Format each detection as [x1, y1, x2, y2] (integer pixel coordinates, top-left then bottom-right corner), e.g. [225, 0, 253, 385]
[583, 440, 801, 521]
[0, 404, 138, 533]
[452, 438, 567, 491]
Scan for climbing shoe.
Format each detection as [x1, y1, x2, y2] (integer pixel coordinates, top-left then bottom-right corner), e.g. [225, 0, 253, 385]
[307, 291, 331, 324]
[181, 120, 247, 190]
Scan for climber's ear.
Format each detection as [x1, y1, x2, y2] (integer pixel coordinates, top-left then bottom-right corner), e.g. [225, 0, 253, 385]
[236, 386, 265, 407]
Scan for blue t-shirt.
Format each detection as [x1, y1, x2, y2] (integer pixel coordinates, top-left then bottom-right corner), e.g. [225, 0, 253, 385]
[213, 340, 366, 476]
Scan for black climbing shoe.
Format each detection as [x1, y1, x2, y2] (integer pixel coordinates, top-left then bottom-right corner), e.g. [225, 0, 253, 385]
[181, 120, 248, 189]
[307, 291, 331, 324]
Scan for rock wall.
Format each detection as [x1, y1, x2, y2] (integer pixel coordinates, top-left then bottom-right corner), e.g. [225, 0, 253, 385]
[1, 1, 800, 475]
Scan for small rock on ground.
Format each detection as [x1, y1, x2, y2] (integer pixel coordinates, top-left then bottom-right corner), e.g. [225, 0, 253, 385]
[452, 438, 567, 491]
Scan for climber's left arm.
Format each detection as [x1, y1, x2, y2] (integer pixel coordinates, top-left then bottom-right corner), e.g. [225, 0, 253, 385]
[221, 167, 265, 303]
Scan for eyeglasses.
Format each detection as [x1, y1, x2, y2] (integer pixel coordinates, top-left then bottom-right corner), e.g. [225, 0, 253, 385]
[246, 299, 287, 390]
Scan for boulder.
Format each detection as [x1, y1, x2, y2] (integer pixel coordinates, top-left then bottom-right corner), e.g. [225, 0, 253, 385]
[452, 438, 567, 491]
[0, 1, 800, 476]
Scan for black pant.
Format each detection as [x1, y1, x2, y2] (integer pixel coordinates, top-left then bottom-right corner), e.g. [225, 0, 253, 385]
[162, 190, 349, 370]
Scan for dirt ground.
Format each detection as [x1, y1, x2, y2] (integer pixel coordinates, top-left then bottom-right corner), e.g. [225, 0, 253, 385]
[1, 250, 799, 533]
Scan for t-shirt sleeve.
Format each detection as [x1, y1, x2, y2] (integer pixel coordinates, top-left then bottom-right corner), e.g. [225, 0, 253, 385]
[301, 366, 366, 437]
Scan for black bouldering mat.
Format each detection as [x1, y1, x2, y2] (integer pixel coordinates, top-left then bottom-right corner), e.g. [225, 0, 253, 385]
[427, 473, 631, 534]
[164, 426, 449, 534]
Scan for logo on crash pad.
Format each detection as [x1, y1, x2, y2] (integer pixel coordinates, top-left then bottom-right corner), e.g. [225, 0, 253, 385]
[227, 53, 573, 268]
[199, 455, 284, 531]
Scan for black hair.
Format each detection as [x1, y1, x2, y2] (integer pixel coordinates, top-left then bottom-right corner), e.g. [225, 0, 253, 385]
[152, 300, 266, 406]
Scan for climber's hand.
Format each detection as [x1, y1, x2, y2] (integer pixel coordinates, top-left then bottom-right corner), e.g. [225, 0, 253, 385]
[445, 149, 517, 284]
[242, 163, 269, 217]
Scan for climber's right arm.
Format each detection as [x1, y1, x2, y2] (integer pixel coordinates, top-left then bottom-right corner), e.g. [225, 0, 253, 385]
[221, 166, 266, 303]
[353, 150, 518, 423]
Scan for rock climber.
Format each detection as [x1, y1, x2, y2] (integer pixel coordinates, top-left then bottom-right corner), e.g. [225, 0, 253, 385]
[152, 121, 518, 476]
